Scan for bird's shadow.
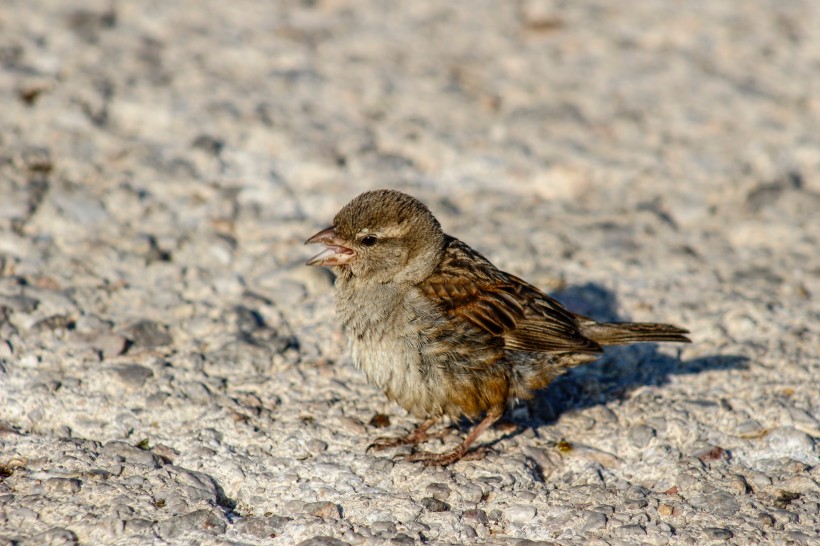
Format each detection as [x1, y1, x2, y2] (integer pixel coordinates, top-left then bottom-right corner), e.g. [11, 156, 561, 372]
[484, 282, 747, 435]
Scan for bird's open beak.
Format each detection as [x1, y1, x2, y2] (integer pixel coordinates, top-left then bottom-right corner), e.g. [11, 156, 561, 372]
[305, 226, 356, 267]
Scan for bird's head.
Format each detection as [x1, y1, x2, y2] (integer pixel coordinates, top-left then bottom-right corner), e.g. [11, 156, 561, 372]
[306, 189, 445, 284]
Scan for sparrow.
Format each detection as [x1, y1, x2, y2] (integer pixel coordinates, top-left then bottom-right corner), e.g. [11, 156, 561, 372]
[306, 189, 690, 466]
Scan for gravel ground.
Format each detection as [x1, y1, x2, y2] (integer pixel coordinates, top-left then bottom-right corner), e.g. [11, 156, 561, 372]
[1, 0, 819, 544]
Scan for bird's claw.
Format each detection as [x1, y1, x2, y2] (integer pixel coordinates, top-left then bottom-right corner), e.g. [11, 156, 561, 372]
[403, 446, 491, 467]
[366, 437, 406, 453]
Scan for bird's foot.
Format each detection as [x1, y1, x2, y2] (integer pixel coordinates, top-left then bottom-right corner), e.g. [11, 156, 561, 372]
[366, 429, 451, 452]
[366, 436, 409, 452]
[366, 418, 447, 452]
[404, 446, 489, 467]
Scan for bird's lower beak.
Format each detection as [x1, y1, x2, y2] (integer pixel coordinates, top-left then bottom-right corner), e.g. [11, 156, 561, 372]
[305, 226, 356, 267]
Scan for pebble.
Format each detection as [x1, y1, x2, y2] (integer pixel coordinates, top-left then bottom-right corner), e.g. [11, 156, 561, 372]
[44, 478, 82, 494]
[121, 320, 173, 348]
[370, 520, 397, 535]
[420, 497, 450, 512]
[102, 441, 165, 468]
[307, 439, 329, 453]
[615, 524, 646, 537]
[296, 537, 351, 546]
[156, 509, 227, 537]
[765, 427, 817, 464]
[581, 510, 607, 532]
[624, 498, 648, 510]
[462, 509, 489, 527]
[425, 482, 451, 500]
[21, 527, 78, 546]
[702, 527, 733, 540]
[756, 512, 775, 526]
[628, 425, 656, 448]
[785, 531, 813, 545]
[109, 363, 153, 388]
[304, 501, 341, 519]
[727, 474, 749, 495]
[504, 504, 536, 523]
[688, 492, 740, 517]
[95, 334, 128, 358]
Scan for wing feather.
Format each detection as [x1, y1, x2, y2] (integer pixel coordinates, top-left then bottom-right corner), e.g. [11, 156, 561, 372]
[420, 237, 602, 356]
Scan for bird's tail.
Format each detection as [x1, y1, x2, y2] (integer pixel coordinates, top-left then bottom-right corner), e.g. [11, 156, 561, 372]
[581, 322, 691, 346]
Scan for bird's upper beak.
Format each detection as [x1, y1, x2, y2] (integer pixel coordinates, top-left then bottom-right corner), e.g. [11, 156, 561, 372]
[305, 226, 356, 267]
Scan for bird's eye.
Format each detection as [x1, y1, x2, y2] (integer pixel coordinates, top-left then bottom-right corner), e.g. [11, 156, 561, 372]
[361, 235, 378, 247]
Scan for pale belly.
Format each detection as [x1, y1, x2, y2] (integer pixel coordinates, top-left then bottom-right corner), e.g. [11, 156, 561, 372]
[336, 282, 450, 418]
[349, 336, 446, 418]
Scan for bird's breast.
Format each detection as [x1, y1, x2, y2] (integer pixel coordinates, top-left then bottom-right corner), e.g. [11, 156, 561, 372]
[334, 280, 447, 417]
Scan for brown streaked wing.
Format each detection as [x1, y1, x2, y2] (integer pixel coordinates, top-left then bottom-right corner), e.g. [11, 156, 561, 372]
[421, 237, 603, 355]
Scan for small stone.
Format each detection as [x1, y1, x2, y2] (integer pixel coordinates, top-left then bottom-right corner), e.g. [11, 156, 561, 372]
[371, 520, 397, 535]
[624, 499, 648, 510]
[296, 537, 351, 546]
[728, 474, 749, 494]
[156, 509, 227, 537]
[23, 527, 78, 545]
[785, 531, 813, 545]
[736, 419, 767, 439]
[676, 473, 698, 492]
[121, 320, 173, 348]
[234, 515, 291, 538]
[581, 510, 607, 532]
[44, 478, 81, 494]
[458, 483, 484, 504]
[420, 497, 449, 512]
[102, 441, 164, 468]
[615, 524, 646, 537]
[766, 427, 816, 463]
[95, 334, 128, 357]
[689, 492, 740, 517]
[462, 509, 488, 526]
[110, 364, 153, 388]
[771, 509, 798, 523]
[124, 518, 154, 533]
[694, 445, 729, 462]
[703, 527, 733, 540]
[747, 471, 772, 490]
[152, 444, 178, 461]
[628, 425, 656, 448]
[504, 504, 536, 523]
[180, 381, 212, 404]
[656, 522, 674, 535]
[592, 505, 615, 515]
[337, 417, 366, 435]
[0, 294, 39, 313]
[780, 476, 819, 494]
[756, 512, 775, 526]
[425, 482, 451, 500]
[283, 500, 305, 515]
[658, 504, 674, 516]
[626, 485, 649, 498]
[307, 439, 328, 453]
[30, 314, 74, 333]
[304, 501, 341, 519]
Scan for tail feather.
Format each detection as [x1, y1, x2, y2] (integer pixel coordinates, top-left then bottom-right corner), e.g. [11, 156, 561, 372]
[581, 322, 691, 346]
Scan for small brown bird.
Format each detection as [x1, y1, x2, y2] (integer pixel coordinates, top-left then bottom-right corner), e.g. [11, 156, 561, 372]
[306, 190, 690, 466]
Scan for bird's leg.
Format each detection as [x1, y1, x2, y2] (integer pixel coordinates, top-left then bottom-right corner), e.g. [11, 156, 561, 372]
[367, 417, 440, 452]
[408, 410, 502, 466]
